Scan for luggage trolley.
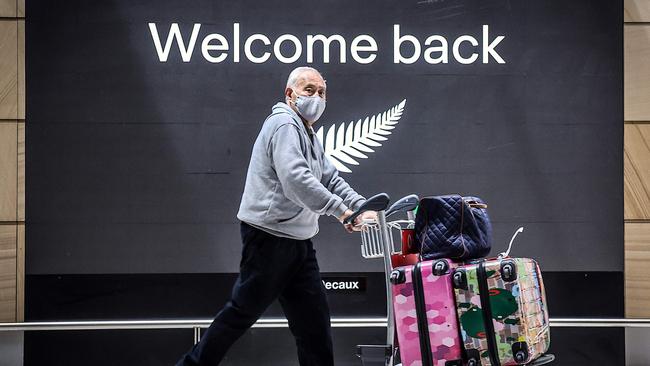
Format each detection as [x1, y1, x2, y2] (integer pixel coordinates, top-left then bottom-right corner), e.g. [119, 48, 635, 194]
[348, 194, 556, 366]
[345, 194, 420, 366]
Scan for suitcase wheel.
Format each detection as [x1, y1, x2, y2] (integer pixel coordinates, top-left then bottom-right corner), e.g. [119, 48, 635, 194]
[465, 349, 481, 366]
[526, 354, 555, 365]
[433, 260, 449, 275]
[444, 360, 463, 366]
[501, 261, 518, 282]
[452, 269, 467, 289]
[515, 350, 528, 363]
[390, 269, 406, 285]
[512, 342, 529, 364]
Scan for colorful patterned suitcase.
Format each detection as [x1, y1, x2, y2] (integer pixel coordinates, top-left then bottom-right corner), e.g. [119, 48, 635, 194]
[390, 259, 464, 366]
[452, 257, 551, 366]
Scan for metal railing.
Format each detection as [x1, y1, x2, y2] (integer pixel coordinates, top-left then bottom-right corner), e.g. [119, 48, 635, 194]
[0, 317, 388, 331]
[1, 317, 648, 331]
[0, 317, 648, 345]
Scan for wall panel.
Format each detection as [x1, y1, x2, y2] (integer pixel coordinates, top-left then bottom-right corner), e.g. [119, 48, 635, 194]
[625, 223, 650, 317]
[625, 25, 650, 121]
[625, 17, 650, 317]
[0, 20, 17, 119]
[0, 225, 16, 322]
[18, 20, 24, 120]
[0, 0, 16, 17]
[16, 223, 23, 321]
[17, 122, 23, 221]
[0, 122, 17, 221]
[625, 0, 650, 22]
[625, 123, 650, 219]
[0, 11, 21, 325]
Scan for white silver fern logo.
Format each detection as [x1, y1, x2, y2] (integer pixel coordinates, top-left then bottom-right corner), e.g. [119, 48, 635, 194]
[315, 99, 407, 173]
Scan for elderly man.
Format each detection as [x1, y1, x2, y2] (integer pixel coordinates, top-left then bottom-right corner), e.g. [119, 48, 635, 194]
[176, 66, 374, 366]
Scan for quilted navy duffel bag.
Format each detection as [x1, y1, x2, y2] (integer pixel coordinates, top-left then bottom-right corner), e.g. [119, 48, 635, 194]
[414, 195, 492, 261]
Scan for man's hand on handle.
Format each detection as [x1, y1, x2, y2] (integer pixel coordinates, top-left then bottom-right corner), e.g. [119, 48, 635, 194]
[338, 210, 378, 233]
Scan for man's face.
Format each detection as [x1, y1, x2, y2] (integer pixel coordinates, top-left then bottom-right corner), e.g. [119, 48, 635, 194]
[286, 71, 327, 107]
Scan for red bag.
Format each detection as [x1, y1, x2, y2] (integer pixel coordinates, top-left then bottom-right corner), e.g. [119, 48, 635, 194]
[401, 228, 418, 254]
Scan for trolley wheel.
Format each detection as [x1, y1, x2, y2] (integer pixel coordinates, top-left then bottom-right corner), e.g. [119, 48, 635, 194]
[526, 354, 555, 365]
[355, 344, 393, 366]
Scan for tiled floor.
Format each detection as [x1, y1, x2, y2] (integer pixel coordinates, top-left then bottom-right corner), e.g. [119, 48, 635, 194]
[0, 326, 628, 365]
[0, 331, 23, 366]
[625, 328, 650, 366]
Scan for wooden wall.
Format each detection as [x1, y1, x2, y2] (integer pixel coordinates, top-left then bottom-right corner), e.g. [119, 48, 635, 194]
[0, 0, 25, 323]
[625, 0, 650, 317]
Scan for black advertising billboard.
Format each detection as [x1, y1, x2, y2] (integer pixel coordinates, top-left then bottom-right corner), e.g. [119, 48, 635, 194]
[27, 0, 622, 275]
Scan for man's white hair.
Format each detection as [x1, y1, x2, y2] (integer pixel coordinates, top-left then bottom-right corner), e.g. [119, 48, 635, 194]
[285, 66, 324, 89]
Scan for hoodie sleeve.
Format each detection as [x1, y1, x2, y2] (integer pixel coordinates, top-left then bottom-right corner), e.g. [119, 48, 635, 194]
[321, 150, 366, 212]
[269, 123, 348, 218]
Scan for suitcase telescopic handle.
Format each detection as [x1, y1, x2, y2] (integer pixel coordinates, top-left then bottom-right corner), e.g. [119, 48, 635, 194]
[344, 193, 390, 225]
[498, 226, 524, 259]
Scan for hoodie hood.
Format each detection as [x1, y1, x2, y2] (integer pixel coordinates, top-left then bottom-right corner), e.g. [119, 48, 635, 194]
[272, 101, 300, 121]
[271, 102, 316, 135]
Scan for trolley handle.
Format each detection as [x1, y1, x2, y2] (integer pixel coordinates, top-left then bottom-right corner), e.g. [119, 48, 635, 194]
[343, 193, 390, 225]
[385, 194, 419, 218]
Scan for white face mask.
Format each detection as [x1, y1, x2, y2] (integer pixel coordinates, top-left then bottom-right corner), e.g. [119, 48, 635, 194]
[294, 94, 326, 123]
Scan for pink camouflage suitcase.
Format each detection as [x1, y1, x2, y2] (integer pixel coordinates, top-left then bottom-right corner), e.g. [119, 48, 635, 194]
[390, 259, 464, 366]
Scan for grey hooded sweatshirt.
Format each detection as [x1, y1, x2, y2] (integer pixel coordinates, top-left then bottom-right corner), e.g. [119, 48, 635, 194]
[237, 102, 366, 240]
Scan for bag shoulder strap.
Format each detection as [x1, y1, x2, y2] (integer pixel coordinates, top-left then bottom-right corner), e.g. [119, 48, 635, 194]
[498, 226, 524, 259]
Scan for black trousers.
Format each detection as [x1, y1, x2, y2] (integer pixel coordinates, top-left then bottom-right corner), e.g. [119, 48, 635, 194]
[176, 221, 334, 366]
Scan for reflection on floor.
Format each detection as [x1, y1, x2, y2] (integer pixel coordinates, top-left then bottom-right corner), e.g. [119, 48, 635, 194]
[18, 326, 625, 365]
[626, 328, 650, 366]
